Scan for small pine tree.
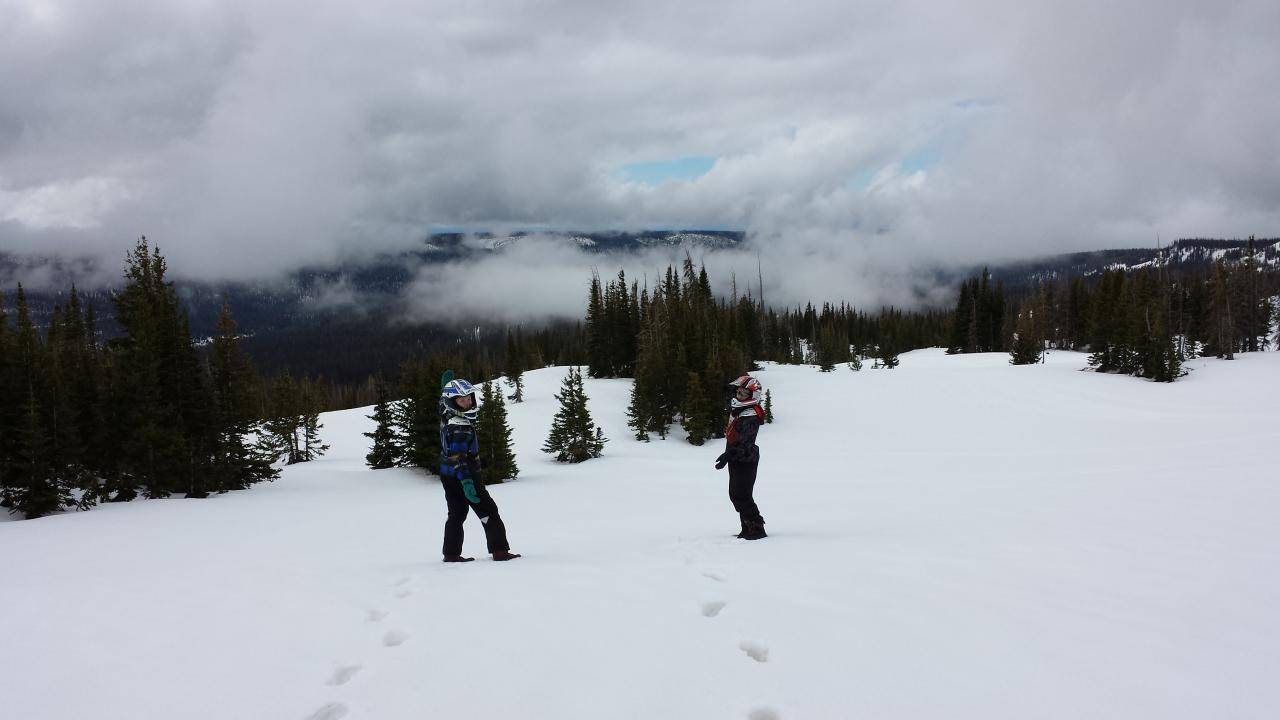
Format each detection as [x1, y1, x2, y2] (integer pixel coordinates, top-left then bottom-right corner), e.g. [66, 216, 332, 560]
[543, 367, 606, 463]
[299, 377, 330, 462]
[260, 373, 302, 464]
[679, 371, 714, 445]
[878, 336, 900, 369]
[763, 388, 774, 423]
[1009, 308, 1043, 365]
[364, 375, 402, 469]
[476, 380, 519, 483]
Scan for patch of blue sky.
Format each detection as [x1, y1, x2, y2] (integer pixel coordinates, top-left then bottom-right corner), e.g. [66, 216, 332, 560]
[622, 155, 716, 185]
[846, 145, 939, 190]
[900, 145, 940, 173]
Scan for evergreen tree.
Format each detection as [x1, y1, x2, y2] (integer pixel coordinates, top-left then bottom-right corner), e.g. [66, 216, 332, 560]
[107, 238, 197, 499]
[0, 291, 16, 508]
[763, 388, 774, 424]
[505, 328, 525, 402]
[1208, 260, 1236, 359]
[1009, 307, 1043, 365]
[397, 357, 443, 471]
[208, 299, 277, 491]
[364, 374, 403, 469]
[1237, 236, 1273, 352]
[476, 380, 519, 483]
[878, 333, 900, 369]
[585, 273, 611, 377]
[299, 376, 330, 462]
[948, 280, 973, 353]
[627, 308, 673, 440]
[543, 367, 606, 462]
[3, 287, 76, 518]
[679, 371, 715, 446]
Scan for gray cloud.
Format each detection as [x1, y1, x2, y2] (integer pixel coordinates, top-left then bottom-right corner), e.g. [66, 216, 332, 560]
[1, 0, 1277, 310]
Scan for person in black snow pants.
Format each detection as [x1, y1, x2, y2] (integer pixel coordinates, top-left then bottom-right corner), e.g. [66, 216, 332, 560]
[715, 374, 766, 540]
[439, 378, 520, 562]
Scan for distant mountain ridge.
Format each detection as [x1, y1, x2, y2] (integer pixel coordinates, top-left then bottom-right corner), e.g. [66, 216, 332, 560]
[981, 237, 1280, 292]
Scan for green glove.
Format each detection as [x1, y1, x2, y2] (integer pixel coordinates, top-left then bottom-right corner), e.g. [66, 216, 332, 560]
[461, 478, 481, 504]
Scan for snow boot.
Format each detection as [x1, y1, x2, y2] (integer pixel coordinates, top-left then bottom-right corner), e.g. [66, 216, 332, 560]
[443, 555, 475, 563]
[734, 520, 748, 538]
[492, 551, 522, 561]
[739, 521, 767, 541]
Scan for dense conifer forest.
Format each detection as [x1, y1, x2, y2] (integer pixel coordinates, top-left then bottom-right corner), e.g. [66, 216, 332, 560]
[4, 237, 1278, 519]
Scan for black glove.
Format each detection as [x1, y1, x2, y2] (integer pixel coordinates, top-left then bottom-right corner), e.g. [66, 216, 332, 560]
[714, 453, 728, 470]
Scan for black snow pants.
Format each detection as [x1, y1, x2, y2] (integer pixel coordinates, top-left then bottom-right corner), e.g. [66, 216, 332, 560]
[728, 460, 764, 525]
[441, 476, 510, 557]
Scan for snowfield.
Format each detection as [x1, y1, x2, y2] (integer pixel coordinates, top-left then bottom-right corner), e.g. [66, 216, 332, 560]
[3, 349, 1279, 719]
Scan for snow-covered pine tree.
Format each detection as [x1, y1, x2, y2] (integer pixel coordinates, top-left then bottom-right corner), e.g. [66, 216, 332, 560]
[364, 374, 403, 469]
[476, 380, 518, 483]
[543, 367, 606, 462]
[763, 388, 774, 423]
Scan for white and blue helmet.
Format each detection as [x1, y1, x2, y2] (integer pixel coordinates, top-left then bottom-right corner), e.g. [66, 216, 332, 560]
[441, 379, 479, 422]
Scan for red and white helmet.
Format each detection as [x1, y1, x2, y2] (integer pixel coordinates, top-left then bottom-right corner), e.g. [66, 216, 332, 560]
[729, 375, 762, 410]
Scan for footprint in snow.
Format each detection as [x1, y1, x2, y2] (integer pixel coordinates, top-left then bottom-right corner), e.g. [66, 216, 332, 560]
[747, 707, 781, 720]
[738, 641, 769, 663]
[383, 629, 410, 647]
[702, 571, 726, 583]
[326, 665, 362, 686]
[394, 588, 413, 599]
[366, 609, 388, 623]
[701, 601, 728, 618]
[395, 576, 411, 586]
[305, 702, 348, 720]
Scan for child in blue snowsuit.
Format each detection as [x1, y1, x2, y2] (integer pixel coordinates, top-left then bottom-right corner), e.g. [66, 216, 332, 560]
[439, 379, 520, 562]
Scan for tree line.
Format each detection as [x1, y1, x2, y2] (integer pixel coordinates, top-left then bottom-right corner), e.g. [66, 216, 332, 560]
[950, 238, 1279, 381]
[581, 256, 949, 445]
[0, 239, 332, 519]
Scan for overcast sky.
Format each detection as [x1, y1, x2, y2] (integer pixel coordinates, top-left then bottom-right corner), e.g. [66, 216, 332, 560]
[1, 0, 1277, 309]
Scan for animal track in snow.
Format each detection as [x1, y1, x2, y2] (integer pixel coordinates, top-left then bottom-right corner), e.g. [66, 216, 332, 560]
[747, 707, 781, 720]
[383, 629, 410, 647]
[366, 609, 388, 623]
[305, 702, 348, 720]
[738, 641, 769, 663]
[701, 571, 726, 583]
[326, 665, 362, 686]
[701, 601, 728, 618]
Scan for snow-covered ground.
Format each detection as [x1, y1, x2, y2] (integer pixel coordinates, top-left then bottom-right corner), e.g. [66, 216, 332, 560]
[3, 349, 1279, 719]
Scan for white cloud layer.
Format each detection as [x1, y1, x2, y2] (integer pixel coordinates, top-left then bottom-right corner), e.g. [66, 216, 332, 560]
[1, 0, 1277, 309]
